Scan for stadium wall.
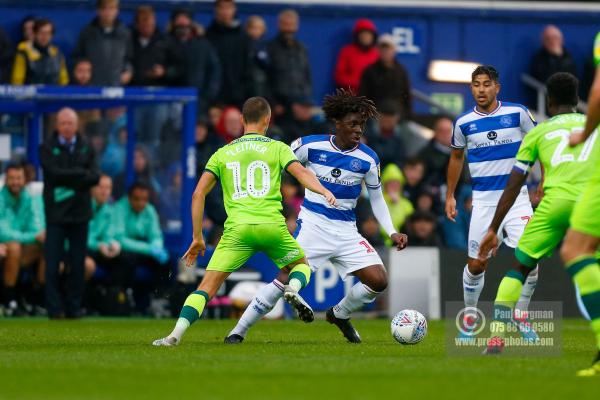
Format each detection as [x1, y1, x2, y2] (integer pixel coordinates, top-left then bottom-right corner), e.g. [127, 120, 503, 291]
[0, 1, 598, 113]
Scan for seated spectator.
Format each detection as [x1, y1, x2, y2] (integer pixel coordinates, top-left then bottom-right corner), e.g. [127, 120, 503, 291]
[334, 19, 378, 93]
[268, 9, 312, 114]
[278, 96, 328, 143]
[281, 175, 303, 215]
[0, 27, 13, 83]
[364, 100, 409, 167]
[418, 117, 453, 188]
[206, 0, 251, 107]
[381, 163, 414, 244]
[159, 164, 182, 232]
[245, 15, 270, 98]
[11, 19, 69, 85]
[85, 175, 121, 284]
[113, 145, 160, 204]
[73, 0, 132, 86]
[359, 34, 412, 120]
[165, 9, 221, 115]
[0, 162, 45, 316]
[415, 189, 437, 214]
[72, 59, 92, 86]
[402, 157, 426, 204]
[215, 106, 243, 142]
[20, 15, 36, 43]
[405, 211, 441, 247]
[114, 182, 169, 306]
[358, 214, 385, 248]
[530, 25, 576, 84]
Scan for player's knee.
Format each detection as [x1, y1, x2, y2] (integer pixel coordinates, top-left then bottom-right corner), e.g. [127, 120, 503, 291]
[467, 259, 486, 275]
[369, 272, 388, 293]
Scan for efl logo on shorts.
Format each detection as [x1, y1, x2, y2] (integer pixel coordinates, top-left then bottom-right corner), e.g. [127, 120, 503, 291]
[277, 249, 300, 265]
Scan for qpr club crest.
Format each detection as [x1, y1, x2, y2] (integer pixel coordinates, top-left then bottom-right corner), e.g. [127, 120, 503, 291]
[499, 115, 513, 127]
[487, 131, 498, 140]
[350, 159, 362, 172]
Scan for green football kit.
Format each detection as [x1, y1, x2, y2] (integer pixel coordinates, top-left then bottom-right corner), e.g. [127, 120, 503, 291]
[203, 133, 305, 272]
[512, 113, 599, 267]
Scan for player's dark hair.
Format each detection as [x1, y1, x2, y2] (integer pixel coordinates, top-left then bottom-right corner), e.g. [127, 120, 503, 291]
[472, 65, 499, 83]
[546, 72, 579, 107]
[322, 88, 379, 121]
[128, 181, 151, 196]
[242, 97, 271, 124]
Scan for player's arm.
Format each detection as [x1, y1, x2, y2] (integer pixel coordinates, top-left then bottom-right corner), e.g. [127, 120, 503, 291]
[573, 65, 600, 145]
[182, 171, 217, 267]
[367, 186, 408, 251]
[286, 161, 337, 206]
[445, 148, 465, 222]
[477, 165, 529, 259]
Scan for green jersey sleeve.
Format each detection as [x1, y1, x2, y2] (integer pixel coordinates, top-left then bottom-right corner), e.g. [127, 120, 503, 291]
[514, 128, 539, 173]
[278, 141, 299, 171]
[205, 150, 221, 178]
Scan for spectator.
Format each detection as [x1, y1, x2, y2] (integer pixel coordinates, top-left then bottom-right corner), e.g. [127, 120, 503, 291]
[166, 9, 221, 115]
[0, 162, 45, 316]
[73, 0, 132, 86]
[278, 96, 328, 143]
[418, 117, 454, 188]
[85, 175, 121, 283]
[215, 106, 243, 142]
[402, 157, 426, 205]
[245, 15, 270, 98]
[159, 164, 182, 232]
[415, 189, 437, 214]
[113, 145, 160, 203]
[381, 163, 414, 243]
[334, 19, 379, 93]
[268, 9, 312, 113]
[281, 175, 303, 215]
[114, 182, 169, 306]
[11, 19, 69, 85]
[39, 107, 100, 319]
[441, 187, 471, 250]
[131, 6, 167, 86]
[405, 211, 441, 247]
[0, 27, 13, 83]
[206, 0, 251, 107]
[364, 100, 408, 167]
[20, 15, 36, 43]
[72, 59, 92, 86]
[358, 214, 385, 248]
[530, 25, 577, 84]
[359, 33, 412, 120]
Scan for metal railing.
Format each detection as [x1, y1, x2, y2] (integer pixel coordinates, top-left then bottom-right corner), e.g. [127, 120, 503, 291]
[521, 73, 589, 119]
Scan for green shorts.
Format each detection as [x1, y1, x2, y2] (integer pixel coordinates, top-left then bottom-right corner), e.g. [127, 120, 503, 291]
[206, 223, 305, 273]
[570, 167, 600, 239]
[515, 196, 575, 268]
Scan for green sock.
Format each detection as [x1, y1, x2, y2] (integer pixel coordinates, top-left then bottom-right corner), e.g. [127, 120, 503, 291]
[491, 270, 526, 337]
[566, 256, 600, 350]
[179, 290, 209, 325]
[288, 263, 311, 291]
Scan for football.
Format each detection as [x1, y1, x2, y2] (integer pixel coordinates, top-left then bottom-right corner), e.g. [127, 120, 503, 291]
[391, 309, 428, 344]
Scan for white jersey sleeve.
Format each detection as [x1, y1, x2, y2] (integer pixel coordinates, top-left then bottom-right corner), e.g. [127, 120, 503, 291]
[520, 106, 537, 133]
[364, 159, 381, 189]
[451, 119, 466, 149]
[290, 137, 308, 163]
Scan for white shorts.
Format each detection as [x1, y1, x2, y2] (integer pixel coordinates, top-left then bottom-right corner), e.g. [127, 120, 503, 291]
[295, 219, 383, 280]
[468, 199, 533, 259]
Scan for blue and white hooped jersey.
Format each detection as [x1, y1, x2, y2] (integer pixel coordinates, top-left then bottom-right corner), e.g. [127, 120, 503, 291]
[452, 101, 536, 205]
[290, 134, 380, 230]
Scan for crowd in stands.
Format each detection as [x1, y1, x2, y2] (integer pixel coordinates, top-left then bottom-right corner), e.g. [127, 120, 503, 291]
[0, 0, 594, 317]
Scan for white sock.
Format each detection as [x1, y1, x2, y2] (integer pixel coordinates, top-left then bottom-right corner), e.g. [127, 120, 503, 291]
[333, 283, 379, 319]
[229, 280, 285, 337]
[288, 278, 302, 292]
[169, 318, 190, 342]
[515, 266, 539, 313]
[463, 265, 485, 310]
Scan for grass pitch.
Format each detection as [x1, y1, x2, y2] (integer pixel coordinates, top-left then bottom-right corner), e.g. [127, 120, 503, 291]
[0, 318, 598, 400]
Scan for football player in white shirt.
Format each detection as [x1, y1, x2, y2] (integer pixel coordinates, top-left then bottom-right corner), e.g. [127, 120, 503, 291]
[445, 65, 539, 339]
[226, 90, 408, 344]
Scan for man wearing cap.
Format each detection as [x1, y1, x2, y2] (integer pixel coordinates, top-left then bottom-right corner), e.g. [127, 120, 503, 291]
[359, 33, 412, 120]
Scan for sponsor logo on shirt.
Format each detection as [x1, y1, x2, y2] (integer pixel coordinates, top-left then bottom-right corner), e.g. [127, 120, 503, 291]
[487, 131, 498, 140]
[331, 168, 341, 178]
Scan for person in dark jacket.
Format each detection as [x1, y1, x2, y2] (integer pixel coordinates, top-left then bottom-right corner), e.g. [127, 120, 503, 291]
[364, 100, 408, 167]
[39, 107, 100, 319]
[245, 15, 270, 98]
[530, 25, 577, 84]
[0, 27, 13, 83]
[267, 9, 313, 114]
[73, 0, 132, 86]
[359, 34, 412, 120]
[165, 9, 221, 115]
[131, 6, 167, 86]
[277, 96, 328, 144]
[206, 0, 251, 107]
[11, 19, 69, 85]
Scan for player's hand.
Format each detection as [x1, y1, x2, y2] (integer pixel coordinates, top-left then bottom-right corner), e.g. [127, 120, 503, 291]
[445, 196, 457, 222]
[478, 230, 499, 260]
[323, 190, 338, 207]
[569, 130, 586, 147]
[182, 238, 206, 267]
[391, 233, 408, 251]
